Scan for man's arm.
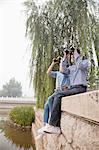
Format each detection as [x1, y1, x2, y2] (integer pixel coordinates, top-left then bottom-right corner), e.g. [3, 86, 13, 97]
[78, 59, 89, 70]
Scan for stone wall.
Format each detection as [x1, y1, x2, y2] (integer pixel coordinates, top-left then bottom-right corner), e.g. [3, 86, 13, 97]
[32, 90, 99, 150]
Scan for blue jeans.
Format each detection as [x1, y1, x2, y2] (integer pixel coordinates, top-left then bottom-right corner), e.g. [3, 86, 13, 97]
[49, 85, 87, 127]
[43, 91, 58, 123]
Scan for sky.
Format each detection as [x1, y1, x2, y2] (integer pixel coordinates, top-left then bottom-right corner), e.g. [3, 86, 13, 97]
[0, 0, 48, 97]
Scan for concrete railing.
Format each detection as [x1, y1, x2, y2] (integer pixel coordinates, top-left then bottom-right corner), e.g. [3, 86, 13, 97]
[61, 90, 99, 124]
[0, 97, 36, 110]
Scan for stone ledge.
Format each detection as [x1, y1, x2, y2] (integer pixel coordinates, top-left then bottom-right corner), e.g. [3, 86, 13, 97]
[34, 111, 99, 150]
[32, 90, 99, 150]
[61, 90, 99, 123]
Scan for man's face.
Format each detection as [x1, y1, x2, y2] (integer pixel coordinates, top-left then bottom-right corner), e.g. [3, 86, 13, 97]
[67, 53, 71, 60]
[70, 53, 74, 63]
[73, 49, 77, 57]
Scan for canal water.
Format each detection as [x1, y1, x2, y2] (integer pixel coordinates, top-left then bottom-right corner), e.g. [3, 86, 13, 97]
[0, 113, 36, 150]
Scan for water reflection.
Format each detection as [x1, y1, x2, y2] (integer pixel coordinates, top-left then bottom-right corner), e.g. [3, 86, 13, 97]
[0, 117, 35, 150]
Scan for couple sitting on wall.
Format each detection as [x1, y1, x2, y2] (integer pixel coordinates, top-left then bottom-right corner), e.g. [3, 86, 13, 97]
[38, 46, 89, 134]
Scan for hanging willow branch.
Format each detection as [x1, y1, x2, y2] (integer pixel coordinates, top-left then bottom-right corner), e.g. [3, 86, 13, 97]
[24, 0, 99, 108]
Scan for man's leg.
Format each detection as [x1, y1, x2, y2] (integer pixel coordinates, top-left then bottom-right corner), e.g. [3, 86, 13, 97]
[38, 86, 86, 134]
[49, 86, 86, 127]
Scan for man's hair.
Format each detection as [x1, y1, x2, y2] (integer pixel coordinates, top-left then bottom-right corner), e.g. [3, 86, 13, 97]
[76, 48, 81, 54]
[63, 48, 69, 55]
[65, 50, 69, 55]
[65, 46, 81, 55]
[70, 47, 75, 51]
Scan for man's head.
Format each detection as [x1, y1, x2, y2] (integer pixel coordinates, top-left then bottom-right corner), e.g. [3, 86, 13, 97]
[69, 47, 81, 54]
[69, 47, 81, 60]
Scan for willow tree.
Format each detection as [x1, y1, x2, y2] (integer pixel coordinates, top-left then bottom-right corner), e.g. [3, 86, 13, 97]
[24, 0, 99, 108]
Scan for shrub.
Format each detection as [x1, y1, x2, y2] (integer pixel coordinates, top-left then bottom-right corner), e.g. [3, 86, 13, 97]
[9, 106, 35, 126]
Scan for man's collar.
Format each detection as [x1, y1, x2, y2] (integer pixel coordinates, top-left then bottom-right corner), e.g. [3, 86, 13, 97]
[75, 55, 80, 62]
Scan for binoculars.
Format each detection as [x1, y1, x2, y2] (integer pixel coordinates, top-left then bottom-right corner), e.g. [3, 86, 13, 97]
[63, 47, 75, 55]
[68, 47, 75, 55]
[53, 56, 61, 63]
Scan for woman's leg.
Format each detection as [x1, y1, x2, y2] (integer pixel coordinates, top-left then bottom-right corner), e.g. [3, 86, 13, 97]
[43, 102, 49, 124]
[43, 92, 57, 124]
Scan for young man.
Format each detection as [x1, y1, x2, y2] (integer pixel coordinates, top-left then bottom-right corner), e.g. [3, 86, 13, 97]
[38, 49, 70, 134]
[39, 47, 89, 134]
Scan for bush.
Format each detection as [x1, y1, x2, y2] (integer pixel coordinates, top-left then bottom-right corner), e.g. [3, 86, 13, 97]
[9, 106, 35, 126]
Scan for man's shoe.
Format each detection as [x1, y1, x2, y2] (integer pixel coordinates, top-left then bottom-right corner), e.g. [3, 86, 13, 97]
[43, 124, 61, 134]
[37, 124, 49, 134]
[37, 127, 46, 134]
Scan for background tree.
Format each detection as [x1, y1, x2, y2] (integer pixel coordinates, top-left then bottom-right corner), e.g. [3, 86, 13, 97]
[24, 0, 99, 108]
[0, 78, 22, 97]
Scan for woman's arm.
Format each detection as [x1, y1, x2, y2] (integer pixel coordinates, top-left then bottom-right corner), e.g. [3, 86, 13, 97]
[46, 62, 55, 74]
